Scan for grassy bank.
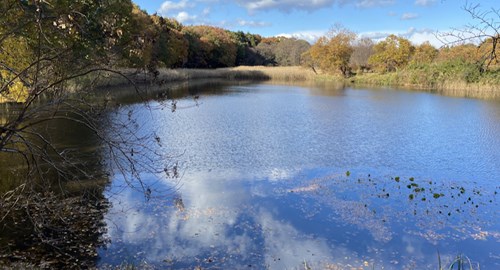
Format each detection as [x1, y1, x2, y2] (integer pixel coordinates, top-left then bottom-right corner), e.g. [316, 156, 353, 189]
[350, 61, 500, 99]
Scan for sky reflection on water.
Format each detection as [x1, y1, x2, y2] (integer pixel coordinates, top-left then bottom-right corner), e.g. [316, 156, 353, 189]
[99, 83, 500, 269]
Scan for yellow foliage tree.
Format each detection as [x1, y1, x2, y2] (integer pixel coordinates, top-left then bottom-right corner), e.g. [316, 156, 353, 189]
[368, 35, 414, 72]
[0, 36, 32, 103]
[436, 44, 480, 64]
[308, 26, 356, 77]
[410, 41, 438, 65]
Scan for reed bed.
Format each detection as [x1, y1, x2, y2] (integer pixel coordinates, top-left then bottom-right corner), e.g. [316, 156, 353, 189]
[87, 66, 317, 87]
[351, 71, 500, 99]
[52, 65, 500, 100]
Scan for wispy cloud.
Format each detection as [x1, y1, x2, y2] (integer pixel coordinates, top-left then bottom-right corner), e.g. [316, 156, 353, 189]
[201, 7, 211, 16]
[234, 0, 396, 13]
[216, 19, 272, 29]
[415, 0, 437, 7]
[401, 13, 419, 20]
[236, 0, 335, 13]
[236, 19, 271, 27]
[355, 0, 395, 8]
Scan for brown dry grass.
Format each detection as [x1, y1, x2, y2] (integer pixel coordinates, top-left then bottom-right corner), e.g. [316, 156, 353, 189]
[93, 66, 319, 87]
[75, 66, 500, 100]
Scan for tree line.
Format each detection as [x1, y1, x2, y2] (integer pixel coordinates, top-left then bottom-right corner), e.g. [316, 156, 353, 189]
[125, 6, 311, 70]
[304, 26, 499, 78]
[1, 1, 499, 103]
[0, 1, 312, 102]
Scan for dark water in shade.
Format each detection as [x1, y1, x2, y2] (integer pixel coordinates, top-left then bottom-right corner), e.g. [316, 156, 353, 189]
[95, 83, 500, 269]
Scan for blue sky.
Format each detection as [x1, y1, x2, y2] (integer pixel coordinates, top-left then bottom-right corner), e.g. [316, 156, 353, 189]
[131, 0, 498, 46]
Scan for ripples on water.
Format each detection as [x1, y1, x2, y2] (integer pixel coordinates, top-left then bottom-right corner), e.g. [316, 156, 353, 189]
[98, 83, 500, 269]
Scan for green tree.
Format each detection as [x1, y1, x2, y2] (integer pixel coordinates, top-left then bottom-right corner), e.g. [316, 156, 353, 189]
[231, 31, 263, 65]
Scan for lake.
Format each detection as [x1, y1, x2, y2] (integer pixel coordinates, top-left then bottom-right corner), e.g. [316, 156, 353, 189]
[2, 81, 500, 269]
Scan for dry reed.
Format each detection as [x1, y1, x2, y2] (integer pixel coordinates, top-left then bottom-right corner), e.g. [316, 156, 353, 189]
[65, 66, 500, 100]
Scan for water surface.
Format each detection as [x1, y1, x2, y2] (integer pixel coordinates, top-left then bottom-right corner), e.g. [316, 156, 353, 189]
[95, 83, 500, 269]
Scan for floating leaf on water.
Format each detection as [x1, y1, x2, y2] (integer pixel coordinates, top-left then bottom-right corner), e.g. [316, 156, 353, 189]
[433, 193, 444, 199]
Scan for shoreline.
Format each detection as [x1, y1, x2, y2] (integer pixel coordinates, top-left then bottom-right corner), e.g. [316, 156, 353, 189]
[2, 66, 498, 103]
[111, 66, 499, 100]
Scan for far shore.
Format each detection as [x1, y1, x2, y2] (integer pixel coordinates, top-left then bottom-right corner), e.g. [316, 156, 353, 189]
[3, 66, 498, 104]
[95, 66, 499, 100]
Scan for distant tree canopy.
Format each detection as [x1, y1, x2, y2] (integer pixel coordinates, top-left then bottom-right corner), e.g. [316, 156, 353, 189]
[350, 37, 374, 71]
[182, 25, 238, 68]
[253, 37, 311, 66]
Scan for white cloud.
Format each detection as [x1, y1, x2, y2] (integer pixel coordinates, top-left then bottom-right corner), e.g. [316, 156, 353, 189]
[401, 12, 419, 20]
[158, 0, 193, 15]
[415, 0, 437, 7]
[275, 30, 327, 43]
[359, 27, 445, 47]
[175, 11, 198, 23]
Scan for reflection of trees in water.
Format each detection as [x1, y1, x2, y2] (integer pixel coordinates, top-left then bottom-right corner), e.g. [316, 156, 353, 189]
[0, 106, 111, 268]
[0, 80, 254, 268]
[0, 191, 109, 268]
